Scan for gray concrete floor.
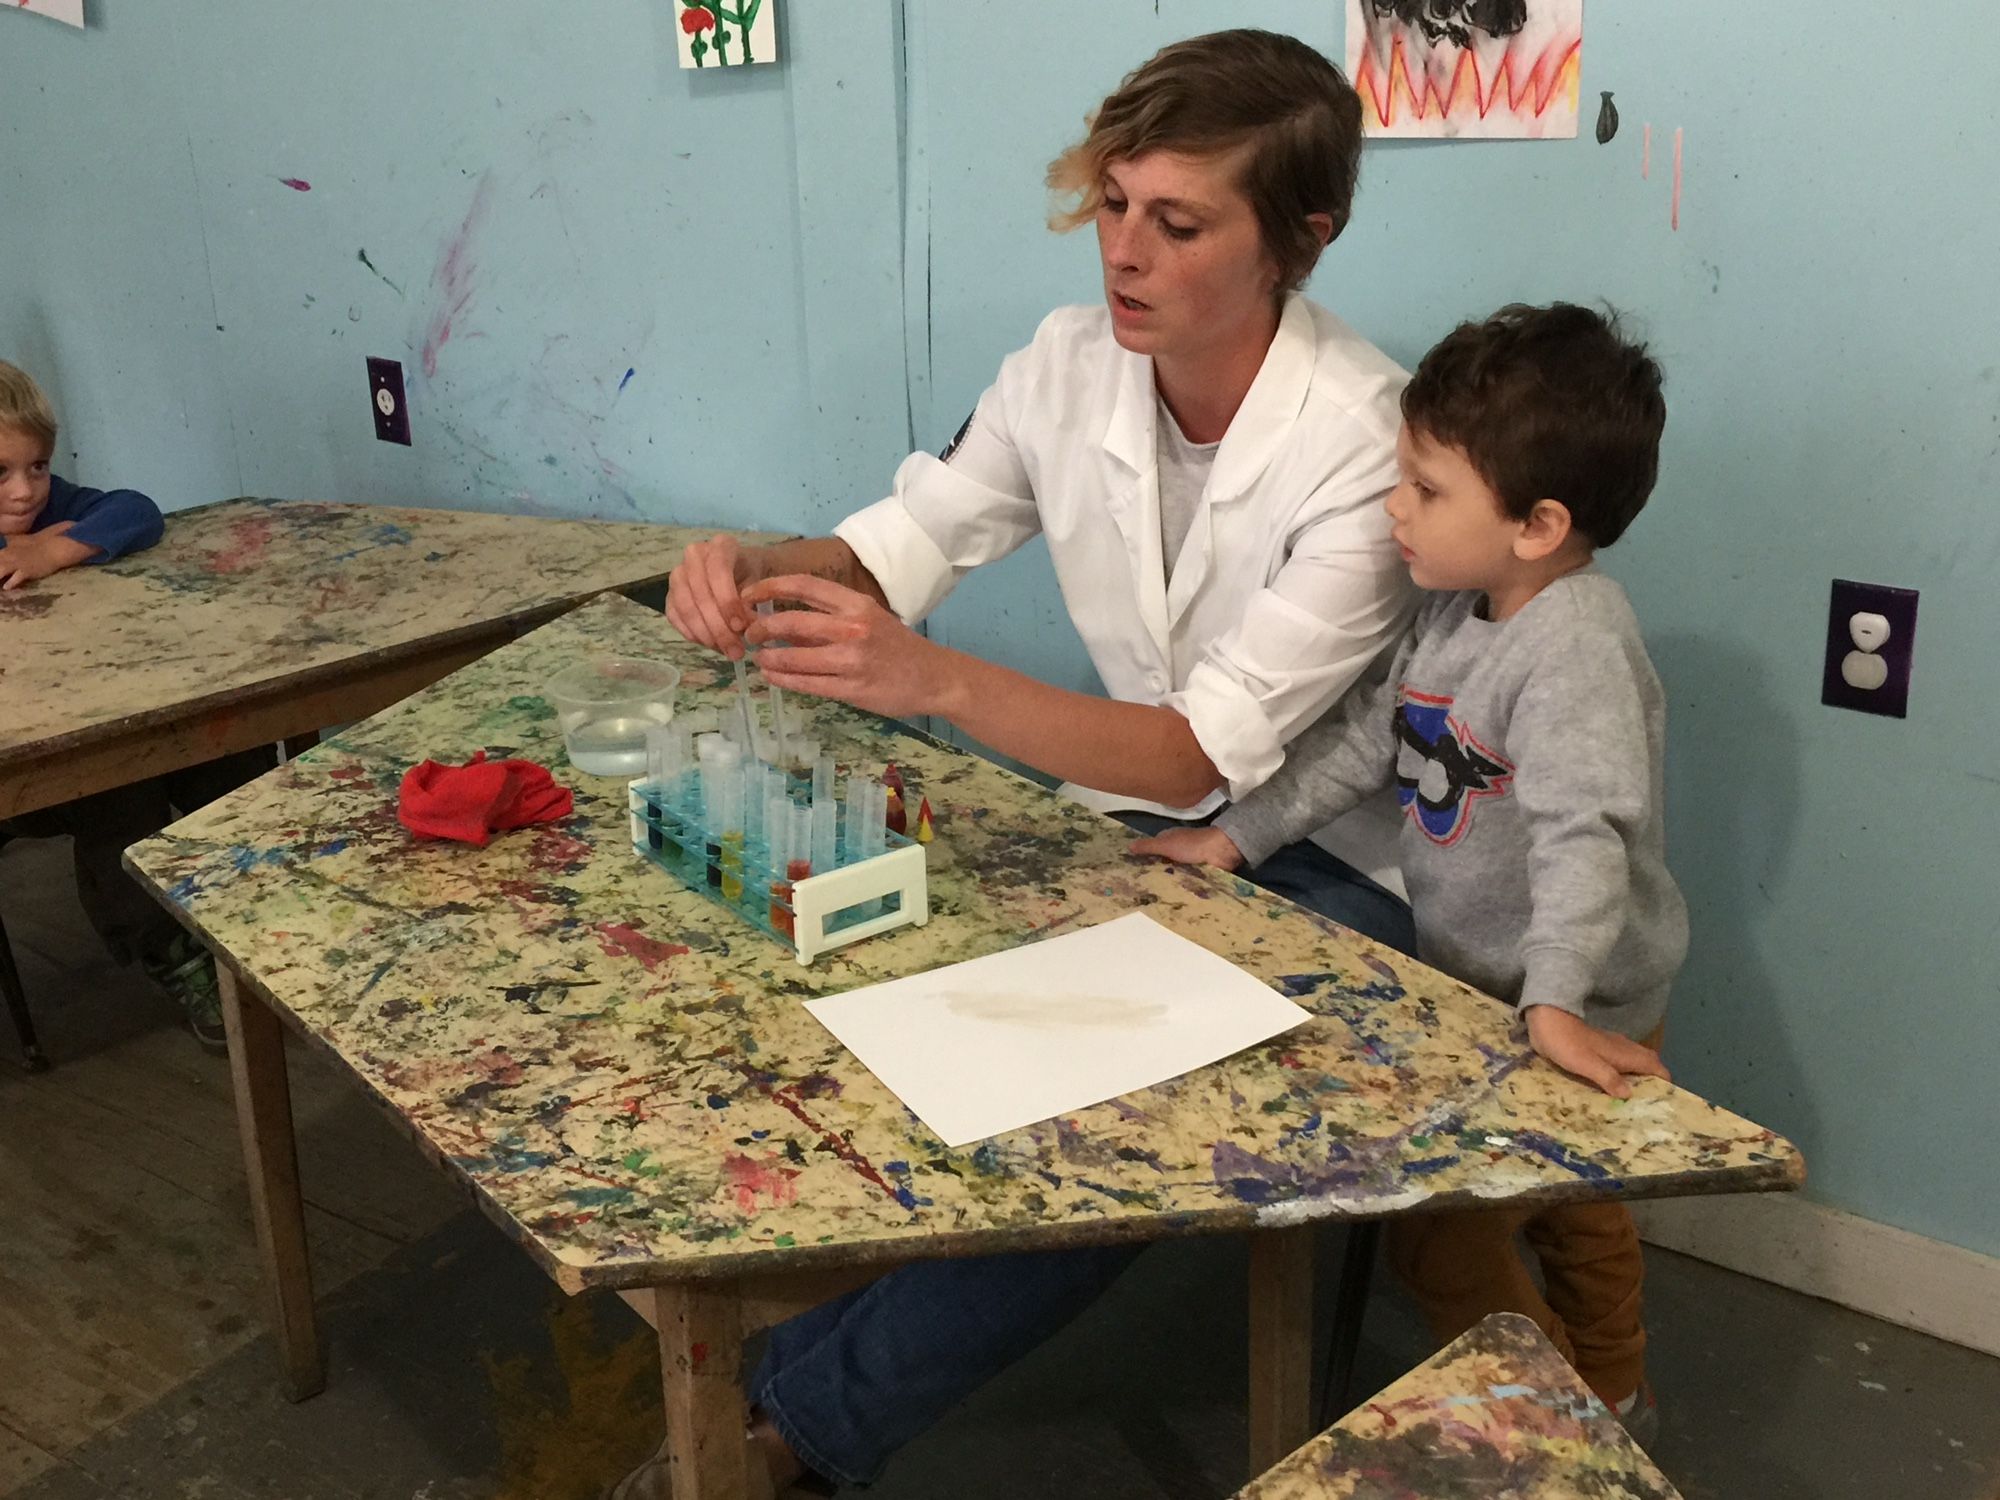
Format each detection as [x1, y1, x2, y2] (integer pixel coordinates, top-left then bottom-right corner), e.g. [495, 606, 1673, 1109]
[5, 833, 1997, 1499]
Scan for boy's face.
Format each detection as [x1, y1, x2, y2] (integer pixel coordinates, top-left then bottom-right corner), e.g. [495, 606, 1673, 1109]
[1384, 424, 1524, 594]
[0, 426, 53, 537]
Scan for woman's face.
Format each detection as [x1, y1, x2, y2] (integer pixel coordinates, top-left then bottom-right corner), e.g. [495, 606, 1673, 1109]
[1095, 149, 1281, 363]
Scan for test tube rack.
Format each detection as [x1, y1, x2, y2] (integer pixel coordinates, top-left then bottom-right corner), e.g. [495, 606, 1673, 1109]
[626, 775, 929, 965]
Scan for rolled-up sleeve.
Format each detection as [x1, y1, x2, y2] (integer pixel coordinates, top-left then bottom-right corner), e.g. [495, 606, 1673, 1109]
[1169, 467, 1415, 799]
[833, 369, 1041, 626]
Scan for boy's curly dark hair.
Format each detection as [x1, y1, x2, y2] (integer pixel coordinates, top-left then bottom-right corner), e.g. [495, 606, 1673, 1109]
[1402, 303, 1666, 547]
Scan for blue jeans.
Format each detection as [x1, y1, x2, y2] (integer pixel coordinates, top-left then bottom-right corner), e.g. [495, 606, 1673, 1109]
[753, 816, 1414, 1488]
[1114, 811, 1416, 957]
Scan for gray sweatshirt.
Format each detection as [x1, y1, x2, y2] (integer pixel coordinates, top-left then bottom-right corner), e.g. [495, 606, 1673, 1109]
[1218, 568, 1688, 1040]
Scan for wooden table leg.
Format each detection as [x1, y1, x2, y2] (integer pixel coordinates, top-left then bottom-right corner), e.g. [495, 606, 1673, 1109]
[1247, 1225, 1316, 1473]
[219, 964, 324, 1401]
[0, 901, 51, 1073]
[654, 1282, 751, 1499]
[1318, 1220, 1382, 1426]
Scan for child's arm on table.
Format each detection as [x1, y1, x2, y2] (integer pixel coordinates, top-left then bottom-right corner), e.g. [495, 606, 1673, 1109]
[1508, 643, 1669, 1098]
[2, 475, 167, 585]
[0, 523, 96, 589]
[1131, 640, 1409, 871]
[44, 475, 165, 561]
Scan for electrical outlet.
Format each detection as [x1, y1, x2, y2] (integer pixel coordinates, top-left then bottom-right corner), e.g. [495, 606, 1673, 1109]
[1821, 579, 1918, 718]
[366, 357, 411, 446]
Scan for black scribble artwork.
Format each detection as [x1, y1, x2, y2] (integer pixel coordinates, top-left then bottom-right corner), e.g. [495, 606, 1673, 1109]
[1368, 0, 1529, 47]
[1596, 90, 1619, 143]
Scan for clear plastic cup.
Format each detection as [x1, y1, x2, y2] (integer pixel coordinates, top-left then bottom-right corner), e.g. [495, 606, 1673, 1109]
[544, 657, 681, 776]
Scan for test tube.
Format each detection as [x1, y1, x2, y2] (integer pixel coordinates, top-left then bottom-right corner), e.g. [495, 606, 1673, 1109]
[755, 602, 788, 769]
[865, 781, 888, 860]
[811, 755, 836, 871]
[643, 725, 674, 854]
[812, 794, 837, 877]
[730, 653, 756, 754]
[719, 766, 746, 904]
[698, 737, 738, 890]
[788, 800, 815, 924]
[842, 774, 863, 868]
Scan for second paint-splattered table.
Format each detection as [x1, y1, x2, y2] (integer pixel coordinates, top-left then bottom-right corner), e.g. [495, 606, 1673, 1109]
[1237, 1313, 1680, 1499]
[0, 495, 779, 1072]
[0, 496, 782, 819]
[127, 594, 1802, 1499]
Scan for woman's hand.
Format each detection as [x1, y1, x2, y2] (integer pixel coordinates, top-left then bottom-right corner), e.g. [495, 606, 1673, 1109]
[742, 574, 952, 720]
[1524, 1005, 1670, 1099]
[1128, 825, 1247, 871]
[666, 534, 759, 659]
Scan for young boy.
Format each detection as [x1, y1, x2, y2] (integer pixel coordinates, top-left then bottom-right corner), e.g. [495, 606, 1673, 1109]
[0, 360, 261, 1051]
[1134, 303, 1687, 1436]
[0, 362, 164, 588]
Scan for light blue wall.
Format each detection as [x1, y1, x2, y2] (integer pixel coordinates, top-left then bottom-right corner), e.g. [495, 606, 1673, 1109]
[0, 0, 912, 527]
[4, 1, 1995, 1256]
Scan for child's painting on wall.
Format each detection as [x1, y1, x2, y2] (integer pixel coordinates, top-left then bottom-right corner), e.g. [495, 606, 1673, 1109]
[1346, 0, 1583, 139]
[675, 0, 778, 69]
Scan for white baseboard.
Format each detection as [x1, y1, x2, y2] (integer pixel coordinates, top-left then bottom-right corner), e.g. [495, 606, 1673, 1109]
[1632, 1194, 2000, 1359]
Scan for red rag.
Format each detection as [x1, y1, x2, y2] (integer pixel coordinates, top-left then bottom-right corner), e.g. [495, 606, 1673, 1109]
[492, 761, 574, 830]
[398, 751, 573, 845]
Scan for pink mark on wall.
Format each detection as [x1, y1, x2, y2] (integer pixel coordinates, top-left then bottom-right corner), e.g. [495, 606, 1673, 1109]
[420, 173, 495, 379]
[278, 177, 312, 192]
[594, 921, 691, 971]
[1672, 127, 1684, 231]
[722, 1152, 801, 1214]
[204, 515, 275, 575]
[1642, 123, 1651, 179]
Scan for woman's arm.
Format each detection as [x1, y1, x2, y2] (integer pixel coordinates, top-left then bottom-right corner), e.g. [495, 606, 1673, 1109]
[932, 650, 1223, 807]
[743, 575, 1223, 807]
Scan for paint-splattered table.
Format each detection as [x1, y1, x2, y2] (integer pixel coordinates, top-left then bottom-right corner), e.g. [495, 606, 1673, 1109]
[126, 594, 1801, 1499]
[1236, 1312, 1680, 1499]
[0, 496, 782, 819]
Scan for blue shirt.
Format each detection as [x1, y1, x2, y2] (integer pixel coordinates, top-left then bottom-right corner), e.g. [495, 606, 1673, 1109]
[0, 474, 164, 563]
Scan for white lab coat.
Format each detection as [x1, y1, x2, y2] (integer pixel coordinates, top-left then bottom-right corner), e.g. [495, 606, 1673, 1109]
[834, 294, 1416, 888]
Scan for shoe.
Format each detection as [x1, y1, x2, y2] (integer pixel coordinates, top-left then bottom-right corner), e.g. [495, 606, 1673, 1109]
[148, 933, 228, 1055]
[607, 1436, 779, 1500]
[1614, 1380, 1659, 1449]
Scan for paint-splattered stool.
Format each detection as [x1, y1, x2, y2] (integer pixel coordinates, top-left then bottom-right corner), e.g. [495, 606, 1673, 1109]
[1237, 1311, 1682, 1499]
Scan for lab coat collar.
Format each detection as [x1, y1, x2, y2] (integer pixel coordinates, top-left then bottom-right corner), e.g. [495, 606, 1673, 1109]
[1099, 293, 1315, 495]
[1208, 293, 1315, 506]
[1097, 294, 1317, 647]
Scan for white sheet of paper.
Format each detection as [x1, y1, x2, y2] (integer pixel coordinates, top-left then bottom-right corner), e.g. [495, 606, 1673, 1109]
[804, 913, 1311, 1147]
[13, 0, 85, 28]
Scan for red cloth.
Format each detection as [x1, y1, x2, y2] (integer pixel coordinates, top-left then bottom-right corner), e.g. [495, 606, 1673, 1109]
[397, 751, 574, 846]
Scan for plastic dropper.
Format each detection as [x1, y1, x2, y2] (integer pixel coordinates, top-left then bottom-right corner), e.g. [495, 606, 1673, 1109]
[756, 602, 787, 769]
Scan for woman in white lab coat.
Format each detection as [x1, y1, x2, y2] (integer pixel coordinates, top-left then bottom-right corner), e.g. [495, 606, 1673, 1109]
[667, 33, 1416, 956]
[628, 30, 1408, 1498]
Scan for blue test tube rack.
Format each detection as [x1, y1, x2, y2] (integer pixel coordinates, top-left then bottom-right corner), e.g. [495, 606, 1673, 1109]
[627, 772, 929, 965]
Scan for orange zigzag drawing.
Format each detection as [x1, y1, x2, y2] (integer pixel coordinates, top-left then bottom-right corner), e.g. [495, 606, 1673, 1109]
[1356, 32, 1582, 130]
